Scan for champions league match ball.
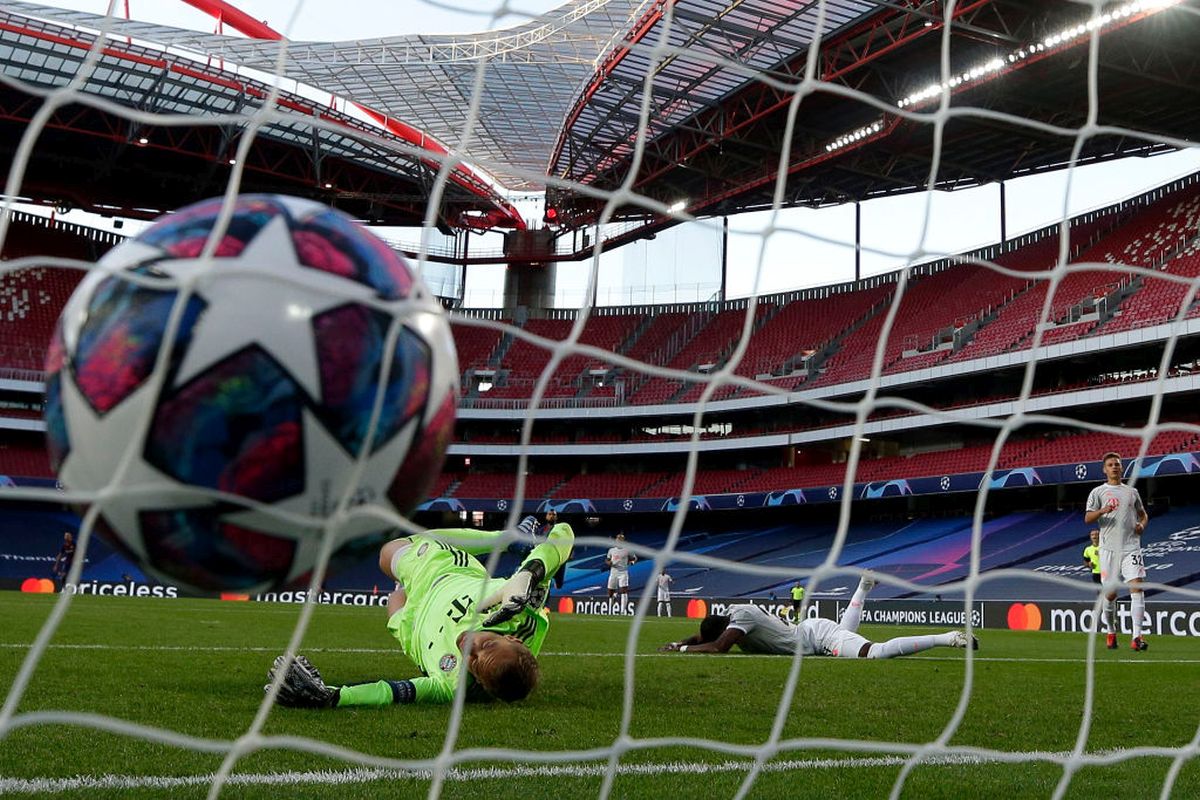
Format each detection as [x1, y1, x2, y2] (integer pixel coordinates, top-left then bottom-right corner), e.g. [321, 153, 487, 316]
[43, 195, 458, 594]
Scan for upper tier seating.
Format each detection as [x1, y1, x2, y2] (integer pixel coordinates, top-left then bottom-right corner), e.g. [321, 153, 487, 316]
[952, 188, 1200, 358]
[452, 321, 506, 372]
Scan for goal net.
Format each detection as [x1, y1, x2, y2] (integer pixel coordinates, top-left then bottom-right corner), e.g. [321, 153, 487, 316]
[1, 0, 1199, 797]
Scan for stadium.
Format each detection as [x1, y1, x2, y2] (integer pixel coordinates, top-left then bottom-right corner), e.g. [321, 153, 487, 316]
[2, 0, 1200, 797]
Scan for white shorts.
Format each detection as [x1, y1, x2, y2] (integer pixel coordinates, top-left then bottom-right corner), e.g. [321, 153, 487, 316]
[810, 618, 870, 658]
[608, 571, 629, 590]
[656, 588, 670, 601]
[1099, 547, 1146, 585]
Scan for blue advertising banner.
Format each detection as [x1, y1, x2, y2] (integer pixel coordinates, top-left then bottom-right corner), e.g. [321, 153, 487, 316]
[416, 452, 1200, 514]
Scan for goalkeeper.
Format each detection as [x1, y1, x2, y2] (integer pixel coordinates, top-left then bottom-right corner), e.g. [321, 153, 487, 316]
[266, 516, 573, 707]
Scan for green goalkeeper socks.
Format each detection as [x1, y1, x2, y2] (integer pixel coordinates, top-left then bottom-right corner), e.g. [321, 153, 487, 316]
[424, 527, 512, 556]
[421, 522, 574, 591]
[425, 523, 574, 577]
[335, 680, 394, 707]
[521, 523, 574, 584]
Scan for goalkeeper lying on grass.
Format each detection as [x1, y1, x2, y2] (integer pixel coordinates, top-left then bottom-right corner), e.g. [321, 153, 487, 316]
[266, 517, 573, 707]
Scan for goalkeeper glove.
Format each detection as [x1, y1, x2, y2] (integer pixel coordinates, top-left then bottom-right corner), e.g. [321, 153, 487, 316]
[265, 654, 339, 709]
[481, 559, 547, 627]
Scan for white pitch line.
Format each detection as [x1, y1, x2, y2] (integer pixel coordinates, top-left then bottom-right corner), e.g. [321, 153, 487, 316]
[0, 642, 1197, 664]
[0, 752, 1079, 795]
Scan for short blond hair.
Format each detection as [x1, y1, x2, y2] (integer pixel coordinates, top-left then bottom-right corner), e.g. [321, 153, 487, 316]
[473, 640, 540, 702]
[1102, 451, 1121, 464]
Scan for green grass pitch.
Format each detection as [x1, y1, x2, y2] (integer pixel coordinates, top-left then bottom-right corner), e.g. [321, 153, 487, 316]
[1, 593, 1198, 799]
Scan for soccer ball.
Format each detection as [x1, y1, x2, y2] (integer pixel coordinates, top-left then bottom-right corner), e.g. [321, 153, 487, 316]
[43, 195, 458, 593]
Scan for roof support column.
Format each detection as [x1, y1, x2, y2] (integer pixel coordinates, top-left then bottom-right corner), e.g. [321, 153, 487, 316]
[999, 181, 1007, 244]
[720, 216, 728, 302]
[854, 201, 862, 282]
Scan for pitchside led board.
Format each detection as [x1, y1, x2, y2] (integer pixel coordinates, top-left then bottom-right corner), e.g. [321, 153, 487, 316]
[8, 573, 1200, 638]
[551, 596, 1200, 639]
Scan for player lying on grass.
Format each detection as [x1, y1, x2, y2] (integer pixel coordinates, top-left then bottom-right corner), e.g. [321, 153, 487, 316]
[660, 577, 977, 658]
[266, 516, 573, 707]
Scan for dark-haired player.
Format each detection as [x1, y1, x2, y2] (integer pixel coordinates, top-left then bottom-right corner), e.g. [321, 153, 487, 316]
[51, 531, 75, 590]
[267, 516, 573, 706]
[660, 577, 976, 658]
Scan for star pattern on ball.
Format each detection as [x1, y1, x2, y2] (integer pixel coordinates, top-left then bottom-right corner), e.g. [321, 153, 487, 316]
[160, 214, 378, 401]
[223, 408, 420, 584]
[57, 367, 210, 562]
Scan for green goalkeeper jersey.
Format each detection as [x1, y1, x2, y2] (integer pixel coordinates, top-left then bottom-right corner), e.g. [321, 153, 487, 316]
[385, 536, 549, 703]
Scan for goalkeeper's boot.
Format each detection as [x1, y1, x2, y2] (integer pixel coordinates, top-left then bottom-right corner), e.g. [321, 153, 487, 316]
[505, 515, 541, 558]
[266, 654, 339, 709]
[1106, 633, 1118, 650]
[1131, 636, 1148, 652]
[949, 631, 979, 650]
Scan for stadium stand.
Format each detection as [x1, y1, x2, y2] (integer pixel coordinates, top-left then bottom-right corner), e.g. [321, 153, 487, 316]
[1097, 245, 1200, 334]
[549, 471, 668, 499]
[0, 214, 121, 376]
[0, 264, 83, 375]
[451, 321, 506, 372]
[480, 318, 574, 399]
[449, 471, 566, 500]
[0, 439, 52, 478]
[736, 285, 893, 392]
[951, 185, 1200, 356]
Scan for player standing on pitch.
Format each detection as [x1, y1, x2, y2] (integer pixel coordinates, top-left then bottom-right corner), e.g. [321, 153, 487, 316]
[266, 516, 574, 706]
[789, 580, 805, 623]
[606, 532, 636, 614]
[50, 531, 75, 590]
[1084, 452, 1150, 651]
[1082, 530, 1102, 585]
[655, 571, 673, 617]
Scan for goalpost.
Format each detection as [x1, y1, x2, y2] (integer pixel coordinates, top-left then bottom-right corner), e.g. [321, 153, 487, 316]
[1, 1, 1199, 798]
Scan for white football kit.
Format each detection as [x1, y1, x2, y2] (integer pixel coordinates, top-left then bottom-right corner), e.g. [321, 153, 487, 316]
[1086, 482, 1146, 583]
[656, 573, 672, 601]
[726, 604, 867, 658]
[607, 545, 633, 590]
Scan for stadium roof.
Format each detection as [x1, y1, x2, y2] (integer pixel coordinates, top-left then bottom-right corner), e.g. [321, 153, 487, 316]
[2, 0, 1198, 242]
[2, 0, 653, 190]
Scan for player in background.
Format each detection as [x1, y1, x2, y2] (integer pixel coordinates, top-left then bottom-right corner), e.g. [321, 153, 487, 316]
[606, 532, 636, 614]
[50, 531, 75, 590]
[656, 571, 674, 617]
[1084, 452, 1150, 651]
[266, 516, 574, 707]
[1083, 530, 1102, 586]
[660, 577, 977, 657]
[788, 580, 806, 623]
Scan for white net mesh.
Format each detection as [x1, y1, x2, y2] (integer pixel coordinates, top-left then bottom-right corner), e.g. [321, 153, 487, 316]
[2, 0, 1200, 797]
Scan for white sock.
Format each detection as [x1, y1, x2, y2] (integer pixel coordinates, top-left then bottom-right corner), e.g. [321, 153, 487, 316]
[1131, 592, 1145, 639]
[657, 602, 665, 617]
[841, 578, 873, 633]
[1104, 599, 1117, 634]
[867, 632, 957, 659]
